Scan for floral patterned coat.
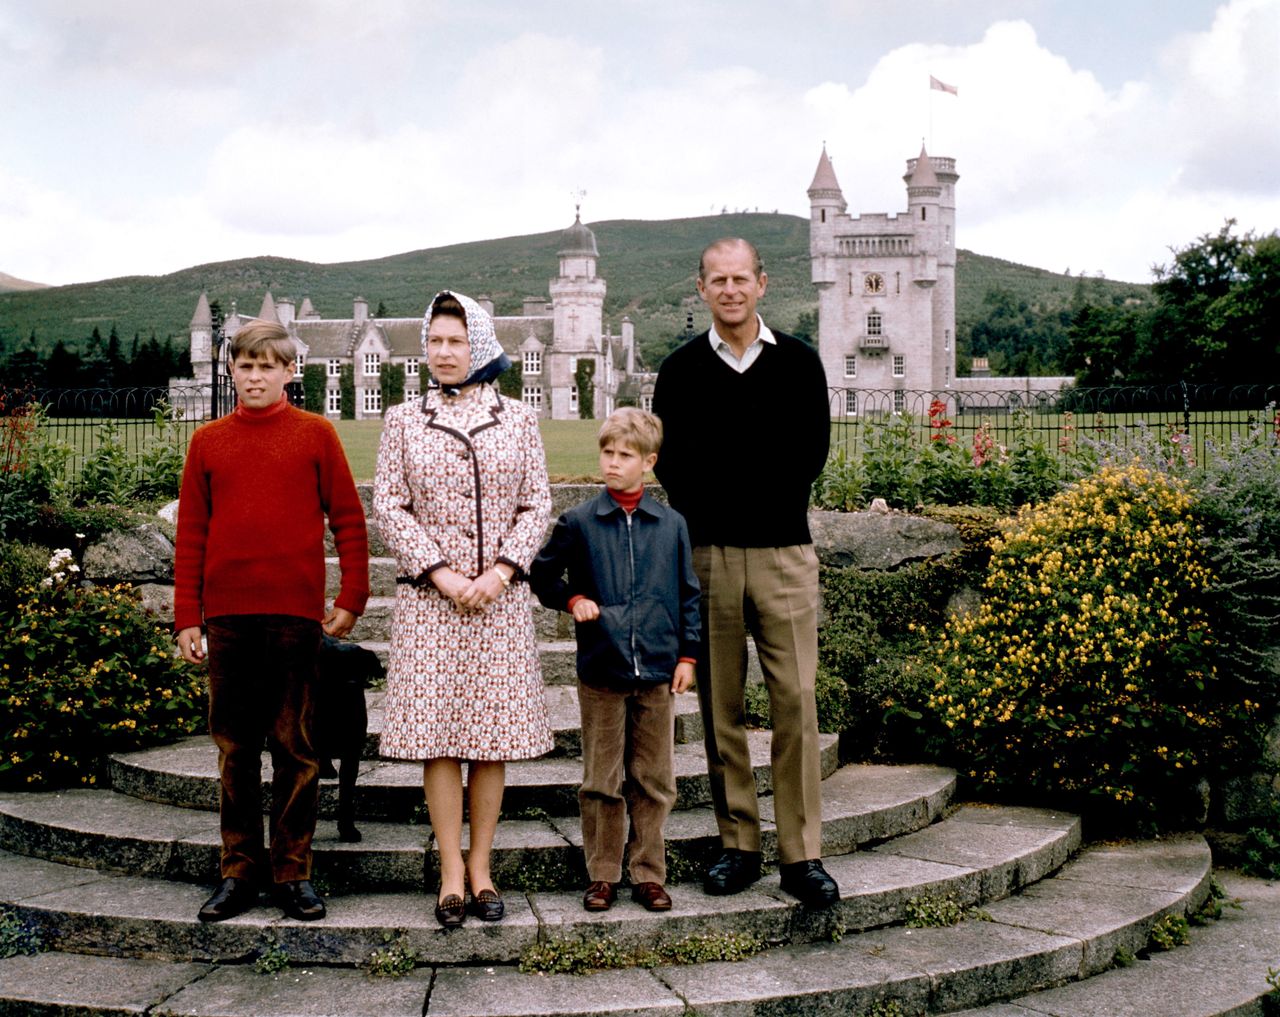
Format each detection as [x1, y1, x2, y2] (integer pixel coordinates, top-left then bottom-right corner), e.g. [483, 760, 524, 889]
[373, 385, 554, 760]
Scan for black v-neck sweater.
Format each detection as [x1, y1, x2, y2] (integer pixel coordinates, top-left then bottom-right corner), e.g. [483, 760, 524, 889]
[652, 330, 831, 547]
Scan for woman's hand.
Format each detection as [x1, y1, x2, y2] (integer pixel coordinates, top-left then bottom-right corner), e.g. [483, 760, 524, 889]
[453, 566, 513, 611]
[431, 567, 472, 604]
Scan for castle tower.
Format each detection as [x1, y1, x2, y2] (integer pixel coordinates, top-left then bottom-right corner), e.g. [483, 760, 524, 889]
[189, 292, 213, 382]
[810, 146, 959, 411]
[547, 210, 607, 418]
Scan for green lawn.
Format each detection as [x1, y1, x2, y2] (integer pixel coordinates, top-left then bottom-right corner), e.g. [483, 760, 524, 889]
[334, 418, 603, 482]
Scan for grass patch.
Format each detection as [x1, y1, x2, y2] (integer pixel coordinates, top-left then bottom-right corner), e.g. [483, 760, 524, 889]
[519, 930, 764, 975]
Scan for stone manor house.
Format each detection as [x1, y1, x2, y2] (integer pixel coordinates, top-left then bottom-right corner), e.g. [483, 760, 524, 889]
[176, 149, 1070, 420]
[178, 213, 648, 421]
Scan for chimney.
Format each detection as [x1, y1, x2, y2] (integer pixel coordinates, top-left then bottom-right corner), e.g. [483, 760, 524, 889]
[353, 296, 368, 324]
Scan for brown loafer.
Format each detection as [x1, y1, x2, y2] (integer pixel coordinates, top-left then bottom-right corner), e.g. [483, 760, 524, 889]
[434, 893, 465, 928]
[583, 880, 617, 911]
[630, 882, 672, 911]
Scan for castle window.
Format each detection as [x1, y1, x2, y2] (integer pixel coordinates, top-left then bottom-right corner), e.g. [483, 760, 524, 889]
[921, 207, 927, 221]
[844, 355, 857, 378]
[820, 209, 826, 223]
[405, 358, 419, 376]
[405, 386, 419, 402]
[294, 354, 305, 378]
[893, 390, 906, 413]
[570, 386, 579, 414]
[844, 391, 858, 416]
[892, 355, 905, 377]
[328, 359, 341, 377]
[363, 353, 380, 377]
[326, 389, 341, 415]
[866, 313, 882, 336]
[523, 386, 543, 410]
[363, 388, 382, 415]
[640, 394, 654, 412]
[523, 350, 542, 375]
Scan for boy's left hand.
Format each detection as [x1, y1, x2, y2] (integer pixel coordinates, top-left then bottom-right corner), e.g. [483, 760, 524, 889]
[671, 661, 695, 694]
[323, 607, 357, 638]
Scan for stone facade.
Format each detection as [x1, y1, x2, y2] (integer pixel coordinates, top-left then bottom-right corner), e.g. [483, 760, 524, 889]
[175, 214, 655, 421]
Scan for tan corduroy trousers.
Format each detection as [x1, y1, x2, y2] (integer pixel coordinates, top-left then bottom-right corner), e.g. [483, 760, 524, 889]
[692, 544, 823, 864]
[577, 680, 677, 885]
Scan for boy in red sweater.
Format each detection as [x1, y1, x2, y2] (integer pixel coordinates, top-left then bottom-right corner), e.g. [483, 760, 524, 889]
[174, 320, 369, 923]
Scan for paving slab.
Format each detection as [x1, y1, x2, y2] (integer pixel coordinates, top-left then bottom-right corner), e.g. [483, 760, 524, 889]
[428, 966, 686, 1017]
[0, 952, 209, 1016]
[157, 963, 432, 1017]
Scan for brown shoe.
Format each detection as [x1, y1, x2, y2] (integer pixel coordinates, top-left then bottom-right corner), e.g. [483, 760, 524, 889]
[630, 882, 672, 911]
[583, 880, 617, 911]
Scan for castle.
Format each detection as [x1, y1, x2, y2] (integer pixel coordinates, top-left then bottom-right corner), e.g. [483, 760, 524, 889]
[809, 144, 1071, 413]
[176, 213, 653, 421]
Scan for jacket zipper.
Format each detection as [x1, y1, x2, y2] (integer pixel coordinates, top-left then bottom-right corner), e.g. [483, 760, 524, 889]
[626, 512, 639, 678]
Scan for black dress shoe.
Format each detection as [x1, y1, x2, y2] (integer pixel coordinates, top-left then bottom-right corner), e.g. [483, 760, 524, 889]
[779, 859, 840, 908]
[467, 888, 504, 922]
[435, 893, 466, 928]
[703, 849, 762, 896]
[273, 879, 327, 921]
[198, 877, 259, 923]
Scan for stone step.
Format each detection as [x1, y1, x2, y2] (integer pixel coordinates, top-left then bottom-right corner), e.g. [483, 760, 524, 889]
[0, 756, 931, 893]
[952, 869, 1280, 1016]
[0, 804, 1075, 967]
[359, 685, 704, 758]
[103, 728, 834, 821]
[0, 837, 1227, 1016]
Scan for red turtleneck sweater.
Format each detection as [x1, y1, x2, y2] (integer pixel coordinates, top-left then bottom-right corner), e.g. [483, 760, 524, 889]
[173, 398, 369, 631]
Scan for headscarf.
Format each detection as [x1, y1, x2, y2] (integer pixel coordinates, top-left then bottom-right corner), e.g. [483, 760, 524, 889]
[421, 289, 511, 397]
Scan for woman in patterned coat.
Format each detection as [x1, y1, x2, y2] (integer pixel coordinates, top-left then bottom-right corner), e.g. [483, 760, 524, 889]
[374, 290, 554, 927]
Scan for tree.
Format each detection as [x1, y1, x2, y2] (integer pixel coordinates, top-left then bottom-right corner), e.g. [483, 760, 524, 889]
[1149, 219, 1279, 383]
[302, 363, 327, 414]
[380, 363, 405, 410]
[43, 341, 84, 388]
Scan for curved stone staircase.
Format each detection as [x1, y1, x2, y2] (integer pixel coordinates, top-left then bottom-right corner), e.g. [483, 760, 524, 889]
[1, 531, 1277, 1015]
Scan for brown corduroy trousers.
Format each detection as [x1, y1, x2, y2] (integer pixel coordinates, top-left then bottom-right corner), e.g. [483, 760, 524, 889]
[577, 680, 677, 885]
[206, 614, 322, 885]
[692, 544, 823, 864]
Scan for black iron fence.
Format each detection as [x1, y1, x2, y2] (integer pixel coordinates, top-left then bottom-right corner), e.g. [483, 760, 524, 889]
[827, 384, 1280, 460]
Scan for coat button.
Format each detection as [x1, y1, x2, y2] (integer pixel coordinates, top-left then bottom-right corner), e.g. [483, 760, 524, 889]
[463, 529, 475, 539]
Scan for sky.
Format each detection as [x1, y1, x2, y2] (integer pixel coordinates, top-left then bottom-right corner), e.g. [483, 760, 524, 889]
[2, 0, 1278, 288]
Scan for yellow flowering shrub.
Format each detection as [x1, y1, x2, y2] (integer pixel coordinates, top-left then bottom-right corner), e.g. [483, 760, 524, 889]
[1, 558, 205, 788]
[924, 463, 1250, 826]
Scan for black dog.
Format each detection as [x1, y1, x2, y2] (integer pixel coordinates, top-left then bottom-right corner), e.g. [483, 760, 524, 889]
[313, 635, 384, 842]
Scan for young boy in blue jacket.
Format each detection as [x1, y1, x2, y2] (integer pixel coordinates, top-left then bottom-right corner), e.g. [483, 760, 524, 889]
[531, 408, 700, 912]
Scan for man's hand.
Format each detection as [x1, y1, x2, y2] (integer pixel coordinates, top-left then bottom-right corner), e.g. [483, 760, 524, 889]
[571, 598, 600, 622]
[322, 607, 357, 638]
[671, 660, 695, 694]
[176, 626, 205, 665]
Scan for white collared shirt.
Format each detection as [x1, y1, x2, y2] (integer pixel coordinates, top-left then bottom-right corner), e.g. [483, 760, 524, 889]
[709, 315, 775, 373]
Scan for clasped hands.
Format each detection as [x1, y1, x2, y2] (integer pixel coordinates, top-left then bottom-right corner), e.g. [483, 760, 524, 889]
[433, 565, 511, 611]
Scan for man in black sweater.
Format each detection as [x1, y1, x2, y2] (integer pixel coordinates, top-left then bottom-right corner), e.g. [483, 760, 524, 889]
[652, 237, 838, 908]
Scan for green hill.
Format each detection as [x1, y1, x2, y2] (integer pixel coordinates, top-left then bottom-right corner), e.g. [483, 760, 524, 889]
[0, 214, 1148, 370]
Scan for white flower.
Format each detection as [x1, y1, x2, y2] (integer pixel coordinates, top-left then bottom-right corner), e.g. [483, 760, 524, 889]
[40, 577, 53, 588]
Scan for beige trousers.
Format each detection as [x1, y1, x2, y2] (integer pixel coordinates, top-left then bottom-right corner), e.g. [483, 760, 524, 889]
[693, 544, 823, 863]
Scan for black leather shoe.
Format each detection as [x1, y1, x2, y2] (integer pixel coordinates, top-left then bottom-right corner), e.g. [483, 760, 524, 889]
[467, 888, 504, 922]
[273, 879, 327, 921]
[198, 877, 259, 923]
[779, 859, 840, 908]
[703, 849, 761, 896]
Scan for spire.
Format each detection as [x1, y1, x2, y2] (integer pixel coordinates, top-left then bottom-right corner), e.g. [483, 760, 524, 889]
[257, 291, 278, 322]
[190, 292, 212, 328]
[558, 211, 599, 258]
[907, 144, 939, 188]
[807, 145, 843, 197]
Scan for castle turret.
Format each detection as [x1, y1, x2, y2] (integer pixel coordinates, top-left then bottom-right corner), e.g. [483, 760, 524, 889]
[257, 290, 278, 323]
[548, 209, 607, 419]
[808, 146, 846, 289]
[189, 292, 213, 375]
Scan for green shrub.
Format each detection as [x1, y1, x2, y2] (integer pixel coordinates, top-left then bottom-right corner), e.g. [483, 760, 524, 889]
[302, 363, 327, 414]
[0, 541, 48, 609]
[1, 552, 206, 788]
[862, 413, 922, 509]
[812, 445, 865, 511]
[78, 421, 135, 506]
[924, 464, 1250, 828]
[131, 403, 186, 502]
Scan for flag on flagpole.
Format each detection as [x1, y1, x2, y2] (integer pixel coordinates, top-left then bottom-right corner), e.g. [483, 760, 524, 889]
[929, 75, 958, 96]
